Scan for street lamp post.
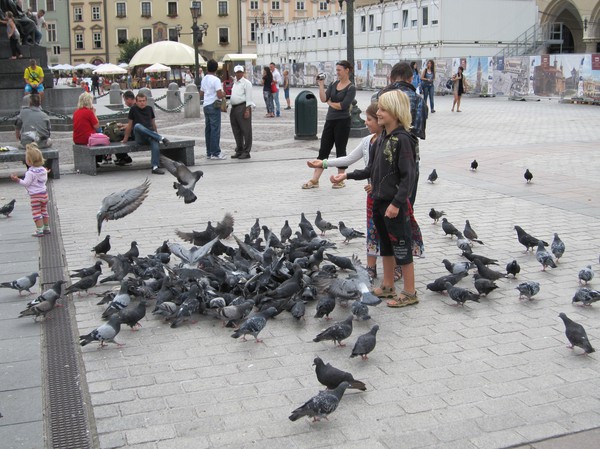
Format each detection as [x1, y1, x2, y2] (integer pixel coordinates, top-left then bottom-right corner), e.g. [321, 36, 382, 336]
[328, 0, 354, 82]
[190, 2, 202, 86]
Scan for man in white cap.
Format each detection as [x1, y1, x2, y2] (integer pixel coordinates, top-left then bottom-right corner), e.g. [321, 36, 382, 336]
[229, 65, 255, 159]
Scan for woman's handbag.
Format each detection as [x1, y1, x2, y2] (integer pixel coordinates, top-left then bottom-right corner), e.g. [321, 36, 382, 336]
[271, 82, 278, 94]
[446, 79, 453, 90]
[221, 98, 228, 112]
[87, 133, 110, 146]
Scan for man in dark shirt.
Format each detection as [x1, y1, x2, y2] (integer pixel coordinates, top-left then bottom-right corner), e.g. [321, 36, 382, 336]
[121, 92, 169, 175]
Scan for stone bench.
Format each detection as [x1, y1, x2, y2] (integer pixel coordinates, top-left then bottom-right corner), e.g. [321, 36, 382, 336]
[0, 147, 60, 179]
[72, 139, 195, 176]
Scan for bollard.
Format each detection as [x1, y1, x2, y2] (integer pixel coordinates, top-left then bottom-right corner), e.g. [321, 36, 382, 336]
[139, 87, 154, 108]
[109, 83, 122, 107]
[166, 83, 181, 110]
[349, 99, 370, 137]
[183, 84, 201, 118]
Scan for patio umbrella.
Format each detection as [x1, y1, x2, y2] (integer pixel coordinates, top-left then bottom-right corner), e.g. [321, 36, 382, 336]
[74, 63, 96, 70]
[93, 63, 127, 75]
[144, 63, 171, 73]
[129, 41, 205, 67]
[118, 62, 129, 68]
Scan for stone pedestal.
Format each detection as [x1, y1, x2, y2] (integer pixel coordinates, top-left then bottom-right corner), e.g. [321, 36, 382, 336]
[109, 83, 122, 107]
[138, 87, 154, 107]
[167, 83, 181, 110]
[183, 85, 201, 118]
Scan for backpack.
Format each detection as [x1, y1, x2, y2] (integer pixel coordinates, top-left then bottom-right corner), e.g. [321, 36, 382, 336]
[104, 121, 125, 142]
[87, 133, 110, 146]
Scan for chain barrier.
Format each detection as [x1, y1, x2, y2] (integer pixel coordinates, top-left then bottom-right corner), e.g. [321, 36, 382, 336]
[94, 92, 110, 99]
[154, 93, 168, 102]
[97, 109, 131, 120]
[153, 94, 192, 113]
[0, 111, 20, 123]
[43, 109, 72, 121]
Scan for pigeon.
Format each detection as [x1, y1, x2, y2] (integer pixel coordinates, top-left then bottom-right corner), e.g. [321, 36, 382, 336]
[168, 237, 220, 265]
[119, 300, 147, 330]
[214, 299, 255, 326]
[0, 272, 38, 296]
[506, 260, 521, 277]
[160, 155, 204, 204]
[249, 218, 261, 242]
[462, 252, 498, 266]
[313, 315, 353, 346]
[572, 288, 600, 306]
[514, 226, 548, 252]
[426, 272, 468, 293]
[338, 221, 365, 244]
[550, 233, 565, 262]
[314, 295, 336, 320]
[444, 282, 480, 306]
[315, 211, 338, 235]
[0, 199, 16, 217]
[79, 315, 124, 348]
[351, 300, 370, 321]
[535, 241, 557, 271]
[96, 179, 150, 235]
[578, 265, 594, 285]
[123, 241, 139, 262]
[429, 208, 445, 223]
[313, 357, 366, 391]
[558, 313, 595, 354]
[215, 212, 235, 239]
[455, 232, 472, 253]
[152, 301, 178, 320]
[280, 220, 293, 243]
[18, 284, 64, 321]
[71, 261, 103, 278]
[325, 254, 355, 271]
[463, 220, 483, 244]
[427, 169, 438, 183]
[231, 307, 278, 342]
[176, 222, 217, 246]
[516, 281, 540, 300]
[289, 299, 306, 321]
[524, 169, 533, 183]
[350, 325, 379, 360]
[473, 274, 499, 296]
[474, 259, 506, 281]
[65, 271, 101, 296]
[442, 259, 473, 275]
[289, 381, 349, 422]
[441, 218, 460, 238]
[470, 160, 478, 171]
[91, 235, 111, 255]
[300, 212, 316, 233]
[24, 280, 66, 310]
[102, 281, 131, 319]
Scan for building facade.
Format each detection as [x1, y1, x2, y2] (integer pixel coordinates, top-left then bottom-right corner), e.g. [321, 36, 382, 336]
[68, 0, 109, 64]
[22, 0, 71, 65]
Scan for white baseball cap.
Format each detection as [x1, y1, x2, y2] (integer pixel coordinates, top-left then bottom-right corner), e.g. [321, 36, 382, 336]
[234, 65, 244, 73]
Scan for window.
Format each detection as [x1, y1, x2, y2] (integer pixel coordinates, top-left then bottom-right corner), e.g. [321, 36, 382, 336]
[422, 6, 428, 26]
[46, 23, 56, 42]
[360, 16, 365, 32]
[218, 1, 228, 16]
[141, 2, 152, 17]
[368, 14, 374, 32]
[116, 2, 126, 17]
[75, 33, 84, 49]
[319, 2, 328, 11]
[431, 4, 438, 25]
[168, 2, 177, 16]
[47, 0, 55, 11]
[317, 29, 322, 38]
[168, 28, 178, 41]
[30, 0, 37, 11]
[142, 29, 152, 43]
[117, 29, 128, 44]
[92, 5, 101, 21]
[402, 10, 408, 28]
[296, 1, 304, 10]
[271, 1, 280, 10]
[341, 18, 345, 35]
[191, 1, 202, 16]
[93, 32, 102, 49]
[250, 1, 258, 10]
[218, 27, 229, 44]
[250, 22, 258, 41]
[411, 7, 417, 27]
[52, 45, 60, 55]
[392, 22, 398, 30]
[73, 6, 83, 21]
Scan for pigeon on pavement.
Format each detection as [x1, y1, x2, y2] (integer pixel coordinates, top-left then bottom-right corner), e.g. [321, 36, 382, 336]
[71, 261, 103, 278]
[350, 325, 379, 360]
[91, 235, 111, 255]
[558, 313, 595, 354]
[338, 221, 365, 244]
[470, 160, 478, 171]
[516, 281, 540, 300]
[123, 241, 139, 262]
[0, 272, 38, 295]
[551, 233, 565, 262]
[506, 260, 521, 277]
[101, 280, 131, 319]
[441, 218, 460, 238]
[118, 300, 147, 330]
[19, 281, 65, 321]
[0, 199, 16, 217]
[325, 254, 356, 271]
[351, 300, 370, 321]
[514, 225, 548, 252]
[314, 295, 336, 320]
[79, 315, 124, 348]
[231, 307, 278, 342]
[578, 265, 594, 285]
[96, 179, 150, 235]
[25, 280, 66, 310]
[65, 271, 101, 296]
[313, 357, 366, 390]
[536, 241, 557, 271]
[429, 208, 445, 224]
[463, 252, 498, 266]
[572, 288, 600, 307]
[464, 220, 484, 244]
[280, 220, 293, 243]
[427, 169, 438, 183]
[313, 315, 353, 346]
[289, 381, 350, 422]
[474, 259, 506, 281]
[249, 218, 261, 242]
[426, 272, 468, 293]
[315, 211, 338, 235]
[442, 259, 473, 275]
[444, 282, 480, 306]
[524, 169, 533, 183]
[160, 155, 203, 204]
[473, 274, 499, 296]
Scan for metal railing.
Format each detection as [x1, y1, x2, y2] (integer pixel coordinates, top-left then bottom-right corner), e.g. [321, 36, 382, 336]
[495, 22, 563, 59]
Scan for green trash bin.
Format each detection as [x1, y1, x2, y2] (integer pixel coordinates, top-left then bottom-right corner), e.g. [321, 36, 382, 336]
[294, 90, 318, 140]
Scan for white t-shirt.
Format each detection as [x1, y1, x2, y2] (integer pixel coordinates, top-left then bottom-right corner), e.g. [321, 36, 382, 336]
[32, 12, 46, 32]
[272, 69, 283, 86]
[200, 74, 222, 106]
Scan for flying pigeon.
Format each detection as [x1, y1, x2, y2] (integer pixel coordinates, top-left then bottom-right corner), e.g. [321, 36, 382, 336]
[313, 356, 366, 391]
[350, 324, 379, 360]
[0, 199, 16, 217]
[168, 237, 220, 265]
[470, 160, 478, 171]
[313, 315, 353, 346]
[524, 169, 533, 183]
[0, 272, 38, 296]
[427, 169, 438, 183]
[97, 179, 150, 235]
[536, 241, 557, 271]
[572, 288, 600, 307]
[551, 233, 565, 262]
[79, 315, 124, 348]
[315, 211, 338, 235]
[176, 222, 217, 246]
[231, 307, 278, 342]
[516, 281, 540, 300]
[558, 313, 595, 354]
[429, 208, 445, 223]
[338, 221, 365, 244]
[160, 155, 203, 204]
[578, 265, 594, 285]
[514, 226, 548, 252]
[289, 381, 350, 422]
[215, 212, 235, 239]
[444, 282, 480, 306]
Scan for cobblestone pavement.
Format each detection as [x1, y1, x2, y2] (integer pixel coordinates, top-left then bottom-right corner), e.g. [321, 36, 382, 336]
[2, 88, 600, 449]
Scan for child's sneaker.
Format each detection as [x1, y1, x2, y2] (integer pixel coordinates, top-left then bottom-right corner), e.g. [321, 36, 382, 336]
[43, 229, 51, 235]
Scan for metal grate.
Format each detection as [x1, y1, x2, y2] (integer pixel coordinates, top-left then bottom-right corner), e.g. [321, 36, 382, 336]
[39, 182, 96, 449]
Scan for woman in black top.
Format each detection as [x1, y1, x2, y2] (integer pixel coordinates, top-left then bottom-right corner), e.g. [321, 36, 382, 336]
[302, 60, 356, 189]
[452, 66, 466, 112]
[262, 66, 274, 117]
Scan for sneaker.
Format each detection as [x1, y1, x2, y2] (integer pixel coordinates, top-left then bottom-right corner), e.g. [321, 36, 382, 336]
[230, 153, 241, 159]
[238, 153, 250, 159]
[114, 158, 131, 166]
[152, 167, 165, 175]
[162, 138, 170, 146]
[32, 232, 44, 238]
[43, 229, 51, 235]
[212, 153, 227, 160]
[285, 106, 292, 110]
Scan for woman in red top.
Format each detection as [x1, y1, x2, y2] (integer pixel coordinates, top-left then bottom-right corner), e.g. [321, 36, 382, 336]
[73, 92, 103, 165]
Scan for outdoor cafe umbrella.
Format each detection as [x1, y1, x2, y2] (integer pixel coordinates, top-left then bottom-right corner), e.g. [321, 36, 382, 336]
[144, 63, 171, 73]
[129, 41, 205, 67]
[93, 63, 127, 75]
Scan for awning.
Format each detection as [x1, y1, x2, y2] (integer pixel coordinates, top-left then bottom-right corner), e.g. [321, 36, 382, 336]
[221, 54, 257, 62]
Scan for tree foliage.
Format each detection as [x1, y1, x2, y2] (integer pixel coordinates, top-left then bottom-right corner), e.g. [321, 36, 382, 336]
[119, 38, 149, 63]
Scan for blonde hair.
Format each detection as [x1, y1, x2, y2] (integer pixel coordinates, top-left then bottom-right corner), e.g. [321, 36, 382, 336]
[378, 90, 412, 132]
[25, 143, 45, 167]
[78, 91, 94, 109]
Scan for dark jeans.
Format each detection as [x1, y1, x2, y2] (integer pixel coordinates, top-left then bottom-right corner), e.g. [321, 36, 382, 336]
[409, 161, 420, 207]
[9, 36, 21, 57]
[203, 104, 222, 156]
[133, 123, 162, 167]
[422, 84, 435, 111]
[263, 91, 274, 114]
[372, 199, 413, 265]
[230, 103, 252, 155]
[317, 117, 351, 169]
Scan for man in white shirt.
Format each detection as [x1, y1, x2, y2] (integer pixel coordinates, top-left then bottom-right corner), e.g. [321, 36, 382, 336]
[270, 62, 283, 117]
[229, 65, 255, 160]
[200, 59, 226, 160]
[29, 9, 46, 45]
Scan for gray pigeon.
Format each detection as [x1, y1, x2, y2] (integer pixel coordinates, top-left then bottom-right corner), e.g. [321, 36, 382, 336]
[572, 288, 600, 307]
[0, 272, 38, 296]
[506, 260, 521, 277]
[97, 179, 150, 235]
[289, 381, 350, 422]
[19, 283, 64, 321]
[315, 211, 338, 235]
[351, 300, 370, 321]
[123, 241, 139, 262]
[455, 232, 472, 253]
[71, 261, 103, 278]
[231, 307, 278, 342]
[65, 271, 101, 296]
[427, 169, 438, 183]
[168, 237, 220, 265]
[215, 212, 236, 239]
[91, 235, 111, 255]
[313, 357, 366, 390]
[314, 295, 336, 320]
[350, 325, 379, 360]
[79, 315, 124, 348]
[558, 313, 595, 354]
[578, 265, 594, 285]
[516, 281, 540, 300]
[313, 315, 353, 346]
[442, 259, 473, 275]
[160, 155, 203, 204]
[514, 225, 548, 252]
[426, 272, 468, 293]
[473, 259, 506, 281]
[551, 233, 565, 262]
[441, 218, 460, 238]
[535, 241, 557, 271]
[101, 280, 131, 319]
[429, 208, 445, 223]
[463, 220, 484, 244]
[215, 299, 254, 326]
[444, 282, 480, 306]
[280, 220, 293, 243]
[473, 274, 498, 296]
[0, 199, 16, 217]
[325, 254, 356, 271]
[25, 280, 66, 310]
[118, 300, 147, 330]
[338, 221, 365, 244]
[249, 218, 261, 242]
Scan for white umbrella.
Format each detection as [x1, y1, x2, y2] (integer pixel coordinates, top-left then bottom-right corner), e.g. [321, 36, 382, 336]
[144, 63, 171, 73]
[74, 63, 96, 70]
[93, 63, 127, 75]
[118, 62, 129, 68]
[129, 41, 205, 67]
[53, 63, 74, 71]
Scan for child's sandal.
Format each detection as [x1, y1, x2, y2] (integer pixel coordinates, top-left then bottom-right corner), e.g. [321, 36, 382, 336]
[302, 179, 319, 189]
[366, 266, 377, 281]
[394, 265, 403, 281]
[387, 290, 419, 308]
[372, 285, 395, 299]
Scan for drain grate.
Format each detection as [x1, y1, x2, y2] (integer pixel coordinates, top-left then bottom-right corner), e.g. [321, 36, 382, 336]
[40, 182, 95, 449]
